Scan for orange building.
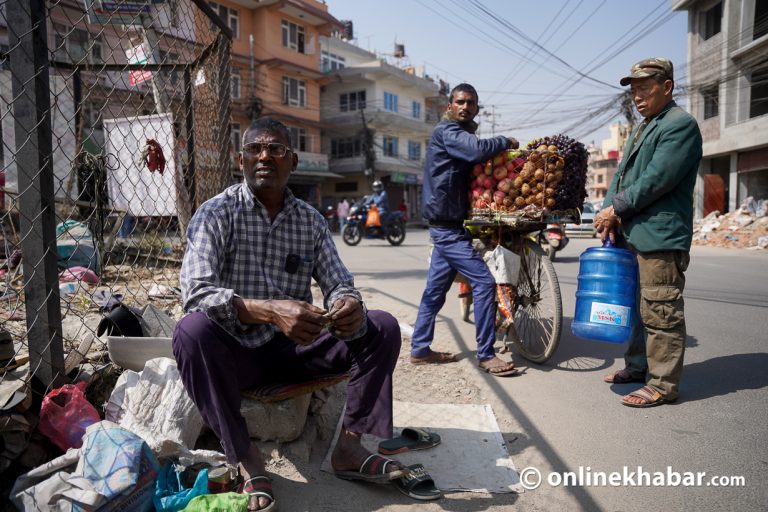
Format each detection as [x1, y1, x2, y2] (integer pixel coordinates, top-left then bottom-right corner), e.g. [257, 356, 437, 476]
[218, 0, 343, 207]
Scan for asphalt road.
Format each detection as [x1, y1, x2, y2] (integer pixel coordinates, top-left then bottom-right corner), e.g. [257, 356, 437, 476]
[334, 228, 768, 512]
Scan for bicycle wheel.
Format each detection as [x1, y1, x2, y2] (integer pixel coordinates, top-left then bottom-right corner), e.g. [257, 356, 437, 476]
[502, 238, 562, 363]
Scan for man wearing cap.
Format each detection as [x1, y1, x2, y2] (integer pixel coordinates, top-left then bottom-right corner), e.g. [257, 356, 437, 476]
[595, 58, 702, 408]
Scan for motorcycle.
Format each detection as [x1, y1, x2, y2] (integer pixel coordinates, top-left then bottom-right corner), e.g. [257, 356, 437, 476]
[324, 205, 339, 232]
[341, 198, 406, 246]
[538, 222, 569, 261]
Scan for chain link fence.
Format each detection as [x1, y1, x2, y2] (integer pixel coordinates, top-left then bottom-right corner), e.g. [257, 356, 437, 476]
[0, 0, 231, 414]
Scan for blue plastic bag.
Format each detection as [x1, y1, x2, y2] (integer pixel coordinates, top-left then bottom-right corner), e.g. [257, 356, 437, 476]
[154, 465, 209, 512]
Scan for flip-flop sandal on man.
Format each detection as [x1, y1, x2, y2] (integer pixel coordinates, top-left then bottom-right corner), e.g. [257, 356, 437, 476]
[334, 454, 407, 484]
[479, 357, 519, 377]
[604, 368, 646, 384]
[241, 475, 276, 512]
[621, 385, 674, 408]
[393, 464, 443, 501]
[378, 427, 441, 455]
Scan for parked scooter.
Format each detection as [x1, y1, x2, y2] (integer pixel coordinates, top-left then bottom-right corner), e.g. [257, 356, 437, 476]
[538, 222, 569, 261]
[341, 198, 406, 246]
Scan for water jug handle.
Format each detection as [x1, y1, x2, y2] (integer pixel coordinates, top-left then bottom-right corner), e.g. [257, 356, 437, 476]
[602, 238, 615, 248]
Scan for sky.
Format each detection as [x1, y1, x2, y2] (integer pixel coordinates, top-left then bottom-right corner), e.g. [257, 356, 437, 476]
[323, 0, 690, 148]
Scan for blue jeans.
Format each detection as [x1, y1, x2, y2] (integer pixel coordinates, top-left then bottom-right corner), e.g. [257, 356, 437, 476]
[411, 227, 497, 361]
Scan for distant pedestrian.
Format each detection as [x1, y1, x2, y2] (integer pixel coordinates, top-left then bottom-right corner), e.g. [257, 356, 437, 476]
[337, 197, 350, 232]
[597, 58, 702, 408]
[398, 199, 408, 222]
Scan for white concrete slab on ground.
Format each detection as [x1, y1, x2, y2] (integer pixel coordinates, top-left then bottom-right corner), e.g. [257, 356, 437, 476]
[322, 400, 522, 493]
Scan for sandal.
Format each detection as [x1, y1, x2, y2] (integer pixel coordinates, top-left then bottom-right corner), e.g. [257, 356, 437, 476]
[478, 358, 519, 377]
[334, 453, 406, 484]
[393, 464, 443, 501]
[621, 386, 672, 408]
[378, 427, 441, 455]
[241, 476, 276, 512]
[603, 368, 646, 384]
[410, 351, 457, 365]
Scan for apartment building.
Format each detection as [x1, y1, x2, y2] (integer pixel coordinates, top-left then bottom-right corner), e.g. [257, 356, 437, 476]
[318, 35, 440, 219]
[672, 0, 768, 216]
[586, 122, 628, 205]
[219, 0, 343, 207]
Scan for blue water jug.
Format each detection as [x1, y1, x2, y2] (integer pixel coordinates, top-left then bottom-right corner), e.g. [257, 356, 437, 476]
[572, 239, 638, 343]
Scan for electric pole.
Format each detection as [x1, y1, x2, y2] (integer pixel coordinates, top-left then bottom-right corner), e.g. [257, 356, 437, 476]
[360, 109, 375, 189]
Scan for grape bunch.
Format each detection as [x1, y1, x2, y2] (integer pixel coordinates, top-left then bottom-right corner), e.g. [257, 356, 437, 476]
[526, 134, 588, 211]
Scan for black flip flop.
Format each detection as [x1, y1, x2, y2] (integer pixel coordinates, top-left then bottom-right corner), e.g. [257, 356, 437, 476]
[393, 464, 443, 501]
[334, 454, 406, 484]
[378, 428, 441, 455]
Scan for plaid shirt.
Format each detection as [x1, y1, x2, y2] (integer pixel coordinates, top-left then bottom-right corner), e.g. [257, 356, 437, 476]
[180, 183, 366, 348]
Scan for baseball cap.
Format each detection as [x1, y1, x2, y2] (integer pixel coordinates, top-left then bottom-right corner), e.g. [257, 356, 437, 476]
[619, 58, 674, 86]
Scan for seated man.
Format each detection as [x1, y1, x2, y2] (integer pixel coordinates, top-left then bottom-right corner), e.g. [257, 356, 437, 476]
[173, 117, 404, 511]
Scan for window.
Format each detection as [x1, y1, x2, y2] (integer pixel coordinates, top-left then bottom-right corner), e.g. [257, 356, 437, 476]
[340, 90, 366, 112]
[596, 175, 603, 184]
[702, 2, 721, 40]
[407, 141, 421, 160]
[282, 20, 306, 53]
[755, 0, 768, 40]
[749, 68, 768, 119]
[230, 68, 241, 99]
[231, 123, 241, 153]
[383, 136, 399, 157]
[384, 92, 398, 112]
[702, 85, 719, 119]
[321, 50, 346, 72]
[53, 24, 102, 63]
[288, 127, 307, 152]
[209, 2, 239, 38]
[412, 101, 421, 119]
[331, 137, 362, 158]
[282, 76, 307, 107]
[335, 182, 358, 193]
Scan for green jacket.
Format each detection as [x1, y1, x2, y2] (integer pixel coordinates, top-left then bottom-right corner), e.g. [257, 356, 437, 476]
[603, 101, 702, 252]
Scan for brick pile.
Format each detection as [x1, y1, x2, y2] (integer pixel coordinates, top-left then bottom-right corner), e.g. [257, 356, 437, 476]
[692, 198, 768, 250]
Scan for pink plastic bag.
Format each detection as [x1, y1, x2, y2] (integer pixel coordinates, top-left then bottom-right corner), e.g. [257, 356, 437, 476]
[38, 382, 101, 451]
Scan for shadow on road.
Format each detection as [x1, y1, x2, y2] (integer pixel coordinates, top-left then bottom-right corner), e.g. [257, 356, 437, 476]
[679, 352, 768, 403]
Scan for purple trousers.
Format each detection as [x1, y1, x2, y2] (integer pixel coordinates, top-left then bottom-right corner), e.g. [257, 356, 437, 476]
[172, 310, 401, 464]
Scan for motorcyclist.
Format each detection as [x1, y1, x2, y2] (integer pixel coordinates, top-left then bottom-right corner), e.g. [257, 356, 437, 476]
[364, 180, 389, 215]
[363, 180, 389, 228]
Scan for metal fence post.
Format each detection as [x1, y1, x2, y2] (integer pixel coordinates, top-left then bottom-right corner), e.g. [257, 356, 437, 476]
[7, 0, 66, 389]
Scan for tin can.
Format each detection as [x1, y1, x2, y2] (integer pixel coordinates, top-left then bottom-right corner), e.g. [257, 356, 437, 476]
[207, 465, 235, 494]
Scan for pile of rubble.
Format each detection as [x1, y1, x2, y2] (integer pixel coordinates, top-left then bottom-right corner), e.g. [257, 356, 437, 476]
[693, 197, 768, 250]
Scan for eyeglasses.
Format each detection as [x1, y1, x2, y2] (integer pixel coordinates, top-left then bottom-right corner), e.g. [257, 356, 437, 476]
[242, 142, 292, 158]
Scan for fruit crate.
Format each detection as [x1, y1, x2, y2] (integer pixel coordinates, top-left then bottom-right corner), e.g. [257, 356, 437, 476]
[466, 206, 580, 232]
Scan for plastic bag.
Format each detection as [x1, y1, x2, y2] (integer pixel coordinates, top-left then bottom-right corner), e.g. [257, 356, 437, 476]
[483, 245, 521, 286]
[38, 381, 101, 451]
[366, 205, 381, 227]
[154, 465, 208, 512]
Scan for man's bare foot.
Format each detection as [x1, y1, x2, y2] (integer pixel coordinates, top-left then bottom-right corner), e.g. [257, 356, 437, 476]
[331, 429, 406, 481]
[238, 444, 273, 511]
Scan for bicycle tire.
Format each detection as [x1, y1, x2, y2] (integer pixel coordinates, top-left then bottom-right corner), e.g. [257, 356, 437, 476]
[500, 238, 562, 363]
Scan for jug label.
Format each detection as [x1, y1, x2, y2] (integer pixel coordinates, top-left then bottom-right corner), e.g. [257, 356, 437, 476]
[590, 302, 630, 327]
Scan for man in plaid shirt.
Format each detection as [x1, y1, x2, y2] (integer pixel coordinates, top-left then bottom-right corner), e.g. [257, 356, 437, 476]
[173, 118, 405, 510]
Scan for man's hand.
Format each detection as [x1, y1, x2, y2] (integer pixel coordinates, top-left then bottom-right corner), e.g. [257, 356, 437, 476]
[235, 297, 327, 345]
[594, 205, 621, 244]
[507, 137, 519, 150]
[325, 296, 365, 337]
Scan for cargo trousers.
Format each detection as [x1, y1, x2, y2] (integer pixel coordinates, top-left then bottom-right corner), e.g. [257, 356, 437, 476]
[624, 250, 690, 401]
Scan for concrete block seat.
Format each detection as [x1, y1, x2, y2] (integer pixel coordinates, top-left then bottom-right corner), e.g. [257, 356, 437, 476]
[240, 373, 349, 442]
